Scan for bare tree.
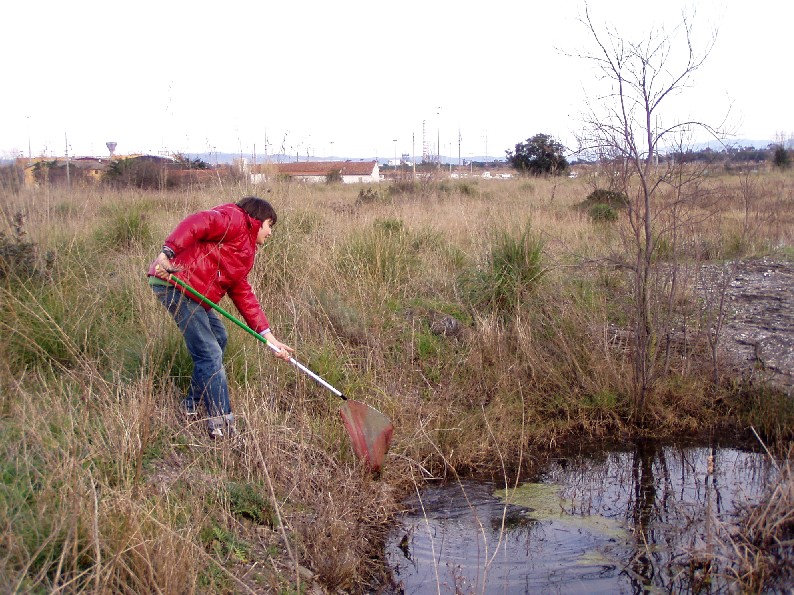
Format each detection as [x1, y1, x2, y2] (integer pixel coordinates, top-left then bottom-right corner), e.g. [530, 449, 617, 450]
[575, 5, 725, 416]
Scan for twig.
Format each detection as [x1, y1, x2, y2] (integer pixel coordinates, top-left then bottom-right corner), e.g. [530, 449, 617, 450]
[750, 425, 780, 472]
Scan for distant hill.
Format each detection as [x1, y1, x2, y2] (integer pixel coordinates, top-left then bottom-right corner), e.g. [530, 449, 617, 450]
[184, 152, 504, 166]
[4, 139, 772, 169]
[186, 140, 777, 167]
[693, 139, 775, 151]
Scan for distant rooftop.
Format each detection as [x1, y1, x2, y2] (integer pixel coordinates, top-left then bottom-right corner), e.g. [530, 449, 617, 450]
[271, 160, 377, 176]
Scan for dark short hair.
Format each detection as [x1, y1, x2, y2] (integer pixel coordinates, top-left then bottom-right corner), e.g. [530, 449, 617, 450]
[237, 196, 277, 225]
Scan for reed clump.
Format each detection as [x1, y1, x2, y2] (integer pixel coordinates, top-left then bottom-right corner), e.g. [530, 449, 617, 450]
[725, 452, 793, 591]
[1, 169, 792, 592]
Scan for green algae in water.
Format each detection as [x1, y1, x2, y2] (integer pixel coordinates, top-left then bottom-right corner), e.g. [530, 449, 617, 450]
[494, 482, 628, 540]
[494, 482, 566, 519]
[575, 550, 616, 567]
[389, 446, 775, 593]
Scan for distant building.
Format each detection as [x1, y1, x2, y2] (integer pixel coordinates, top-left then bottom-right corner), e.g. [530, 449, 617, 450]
[17, 155, 112, 186]
[16, 154, 212, 188]
[265, 160, 379, 184]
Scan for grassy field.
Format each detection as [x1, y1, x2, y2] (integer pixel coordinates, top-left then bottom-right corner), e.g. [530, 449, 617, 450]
[1, 168, 792, 592]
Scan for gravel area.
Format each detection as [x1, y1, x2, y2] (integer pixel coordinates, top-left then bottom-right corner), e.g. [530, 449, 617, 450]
[718, 258, 794, 396]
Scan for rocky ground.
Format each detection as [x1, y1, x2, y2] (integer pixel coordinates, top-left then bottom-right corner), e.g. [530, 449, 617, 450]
[718, 258, 794, 397]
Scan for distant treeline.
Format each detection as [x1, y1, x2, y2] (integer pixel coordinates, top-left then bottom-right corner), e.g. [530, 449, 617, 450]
[567, 143, 789, 169]
[667, 145, 776, 164]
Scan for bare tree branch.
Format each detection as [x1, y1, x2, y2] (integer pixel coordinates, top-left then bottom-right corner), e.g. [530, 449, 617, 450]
[573, 2, 728, 416]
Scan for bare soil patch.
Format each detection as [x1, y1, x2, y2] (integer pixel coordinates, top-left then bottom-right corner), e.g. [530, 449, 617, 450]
[719, 258, 794, 396]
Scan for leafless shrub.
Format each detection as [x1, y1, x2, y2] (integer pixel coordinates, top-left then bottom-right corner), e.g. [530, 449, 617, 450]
[574, 5, 729, 417]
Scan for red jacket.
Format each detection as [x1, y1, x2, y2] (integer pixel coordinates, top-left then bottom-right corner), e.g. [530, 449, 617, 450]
[148, 203, 270, 333]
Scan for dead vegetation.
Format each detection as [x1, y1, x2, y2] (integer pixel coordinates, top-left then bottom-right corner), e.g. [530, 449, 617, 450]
[0, 169, 792, 592]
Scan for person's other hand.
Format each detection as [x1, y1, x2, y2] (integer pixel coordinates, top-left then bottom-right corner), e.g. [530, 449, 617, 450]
[151, 252, 182, 279]
[261, 332, 294, 362]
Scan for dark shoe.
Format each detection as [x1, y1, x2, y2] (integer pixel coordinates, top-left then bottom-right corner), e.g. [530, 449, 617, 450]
[208, 424, 238, 440]
[208, 413, 237, 440]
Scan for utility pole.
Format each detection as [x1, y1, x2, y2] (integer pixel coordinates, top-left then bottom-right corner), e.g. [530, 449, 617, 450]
[65, 132, 70, 187]
[422, 120, 428, 163]
[436, 106, 442, 167]
[412, 133, 416, 180]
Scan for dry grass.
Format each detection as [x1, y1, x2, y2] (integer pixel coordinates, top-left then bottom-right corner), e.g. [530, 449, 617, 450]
[1, 169, 792, 592]
[680, 441, 794, 593]
[725, 452, 794, 591]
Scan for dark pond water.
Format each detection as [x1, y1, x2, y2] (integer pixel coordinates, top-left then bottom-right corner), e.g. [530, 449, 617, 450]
[386, 440, 777, 594]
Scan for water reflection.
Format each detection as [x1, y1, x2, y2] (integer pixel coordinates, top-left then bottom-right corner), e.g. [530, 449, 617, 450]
[386, 441, 775, 594]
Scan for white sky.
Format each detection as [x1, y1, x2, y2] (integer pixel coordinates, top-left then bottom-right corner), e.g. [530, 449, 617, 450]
[1, 0, 790, 161]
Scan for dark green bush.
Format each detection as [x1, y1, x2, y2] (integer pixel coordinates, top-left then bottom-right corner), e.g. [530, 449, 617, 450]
[588, 203, 618, 222]
[325, 170, 343, 184]
[103, 158, 159, 189]
[773, 146, 791, 169]
[374, 218, 404, 234]
[457, 181, 477, 196]
[357, 187, 381, 203]
[314, 290, 368, 345]
[0, 231, 37, 280]
[584, 188, 629, 208]
[386, 180, 418, 196]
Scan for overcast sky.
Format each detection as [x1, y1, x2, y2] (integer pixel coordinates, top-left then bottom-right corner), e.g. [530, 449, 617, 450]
[1, 0, 789, 161]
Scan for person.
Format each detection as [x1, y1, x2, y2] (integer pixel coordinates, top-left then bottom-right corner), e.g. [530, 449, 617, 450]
[147, 196, 293, 439]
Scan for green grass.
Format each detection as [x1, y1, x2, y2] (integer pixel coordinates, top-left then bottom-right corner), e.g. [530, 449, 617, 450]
[1, 171, 792, 593]
[200, 523, 252, 563]
[338, 219, 420, 293]
[458, 222, 545, 315]
[94, 205, 155, 252]
[226, 481, 277, 526]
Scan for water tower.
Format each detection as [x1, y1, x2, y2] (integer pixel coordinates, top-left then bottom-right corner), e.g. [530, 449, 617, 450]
[106, 141, 117, 158]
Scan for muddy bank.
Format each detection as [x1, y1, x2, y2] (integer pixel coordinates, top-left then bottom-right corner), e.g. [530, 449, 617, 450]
[717, 258, 794, 396]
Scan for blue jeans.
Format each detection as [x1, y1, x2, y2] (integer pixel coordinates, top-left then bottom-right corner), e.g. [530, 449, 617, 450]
[152, 285, 231, 428]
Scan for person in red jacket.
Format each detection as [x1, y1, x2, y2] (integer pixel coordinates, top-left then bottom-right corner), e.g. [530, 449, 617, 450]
[148, 196, 293, 439]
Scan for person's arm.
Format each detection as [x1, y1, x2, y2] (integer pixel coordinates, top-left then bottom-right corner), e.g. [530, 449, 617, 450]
[227, 278, 294, 361]
[149, 209, 227, 279]
[164, 209, 228, 253]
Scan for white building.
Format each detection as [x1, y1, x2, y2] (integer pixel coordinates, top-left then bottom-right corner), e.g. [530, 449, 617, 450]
[269, 160, 379, 184]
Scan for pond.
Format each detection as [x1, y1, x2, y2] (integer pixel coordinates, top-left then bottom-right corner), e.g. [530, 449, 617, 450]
[385, 440, 777, 594]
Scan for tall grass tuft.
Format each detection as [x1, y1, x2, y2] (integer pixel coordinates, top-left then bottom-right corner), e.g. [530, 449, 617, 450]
[94, 204, 155, 252]
[459, 222, 545, 315]
[338, 218, 420, 295]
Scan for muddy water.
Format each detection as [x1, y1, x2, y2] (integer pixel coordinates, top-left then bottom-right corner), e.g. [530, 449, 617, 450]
[386, 441, 776, 594]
